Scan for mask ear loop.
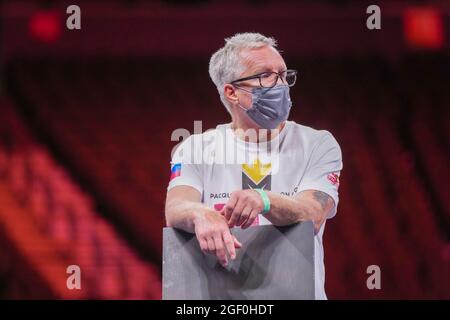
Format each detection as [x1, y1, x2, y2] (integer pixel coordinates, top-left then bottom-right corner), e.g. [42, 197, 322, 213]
[236, 103, 248, 112]
[232, 84, 253, 112]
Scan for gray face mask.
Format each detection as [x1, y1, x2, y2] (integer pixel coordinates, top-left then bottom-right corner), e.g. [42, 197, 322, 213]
[237, 85, 293, 130]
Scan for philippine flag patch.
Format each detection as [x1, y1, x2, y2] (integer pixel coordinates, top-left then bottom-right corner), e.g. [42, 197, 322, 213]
[170, 163, 182, 181]
[327, 172, 340, 187]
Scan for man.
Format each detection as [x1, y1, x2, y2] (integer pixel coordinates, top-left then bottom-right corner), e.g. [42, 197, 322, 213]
[165, 32, 343, 300]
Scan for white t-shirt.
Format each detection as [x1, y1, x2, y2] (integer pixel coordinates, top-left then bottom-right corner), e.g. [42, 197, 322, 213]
[167, 120, 343, 300]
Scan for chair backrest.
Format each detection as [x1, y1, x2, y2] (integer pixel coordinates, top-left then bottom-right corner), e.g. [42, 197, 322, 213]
[163, 221, 314, 300]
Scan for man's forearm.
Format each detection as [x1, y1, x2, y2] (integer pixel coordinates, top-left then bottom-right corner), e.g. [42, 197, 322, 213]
[263, 190, 333, 232]
[165, 200, 212, 233]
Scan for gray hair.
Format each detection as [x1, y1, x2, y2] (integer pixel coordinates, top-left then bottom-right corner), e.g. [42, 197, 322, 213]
[208, 32, 278, 112]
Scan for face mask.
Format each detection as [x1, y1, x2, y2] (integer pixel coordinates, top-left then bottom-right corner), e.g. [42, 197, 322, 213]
[237, 85, 293, 130]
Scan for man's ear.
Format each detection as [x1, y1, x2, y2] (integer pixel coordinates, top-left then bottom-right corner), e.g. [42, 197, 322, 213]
[223, 84, 238, 105]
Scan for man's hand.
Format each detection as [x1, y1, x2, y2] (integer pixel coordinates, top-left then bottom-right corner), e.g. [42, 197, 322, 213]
[193, 210, 242, 267]
[222, 189, 264, 229]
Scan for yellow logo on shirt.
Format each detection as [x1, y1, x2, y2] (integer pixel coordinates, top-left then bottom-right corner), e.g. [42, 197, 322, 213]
[242, 159, 271, 185]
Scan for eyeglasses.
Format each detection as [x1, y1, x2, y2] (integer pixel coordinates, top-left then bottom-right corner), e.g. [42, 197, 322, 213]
[230, 69, 298, 88]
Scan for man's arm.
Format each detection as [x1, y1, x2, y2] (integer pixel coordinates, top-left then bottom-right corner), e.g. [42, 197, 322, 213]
[223, 189, 335, 234]
[165, 185, 206, 233]
[165, 185, 242, 266]
[264, 190, 335, 233]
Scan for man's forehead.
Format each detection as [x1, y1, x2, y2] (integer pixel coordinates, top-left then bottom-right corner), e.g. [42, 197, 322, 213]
[240, 46, 286, 74]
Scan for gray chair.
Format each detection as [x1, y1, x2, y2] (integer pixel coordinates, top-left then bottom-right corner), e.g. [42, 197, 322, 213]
[162, 221, 314, 300]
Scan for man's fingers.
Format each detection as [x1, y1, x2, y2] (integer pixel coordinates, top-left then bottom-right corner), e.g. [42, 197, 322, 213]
[224, 193, 238, 220]
[241, 209, 259, 229]
[233, 235, 242, 248]
[198, 237, 209, 253]
[237, 205, 252, 227]
[228, 199, 245, 227]
[206, 237, 215, 254]
[222, 230, 236, 260]
[214, 234, 228, 266]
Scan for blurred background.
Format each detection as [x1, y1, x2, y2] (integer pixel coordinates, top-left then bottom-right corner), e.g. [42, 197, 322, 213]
[0, 0, 449, 299]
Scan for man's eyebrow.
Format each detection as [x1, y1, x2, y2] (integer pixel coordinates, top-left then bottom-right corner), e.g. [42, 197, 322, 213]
[249, 67, 281, 75]
[249, 67, 271, 75]
[251, 66, 287, 74]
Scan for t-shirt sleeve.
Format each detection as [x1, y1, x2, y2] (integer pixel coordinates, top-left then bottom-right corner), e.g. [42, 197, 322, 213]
[298, 131, 343, 219]
[167, 135, 203, 195]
